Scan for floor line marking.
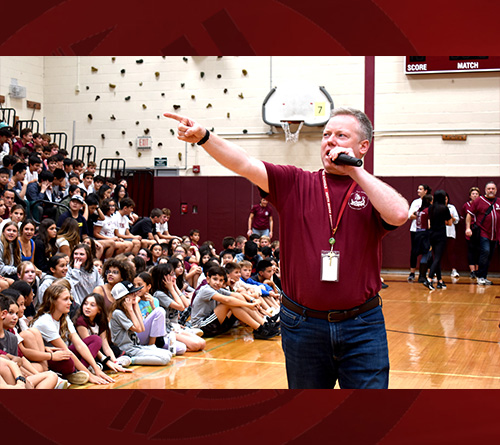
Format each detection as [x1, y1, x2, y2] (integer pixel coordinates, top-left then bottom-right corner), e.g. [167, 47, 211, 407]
[387, 329, 500, 344]
[390, 369, 500, 380]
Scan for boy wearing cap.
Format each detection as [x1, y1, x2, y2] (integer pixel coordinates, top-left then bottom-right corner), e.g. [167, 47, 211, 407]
[57, 194, 90, 240]
[109, 281, 172, 366]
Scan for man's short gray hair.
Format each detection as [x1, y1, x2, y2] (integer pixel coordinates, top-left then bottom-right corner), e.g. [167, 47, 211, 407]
[330, 107, 373, 144]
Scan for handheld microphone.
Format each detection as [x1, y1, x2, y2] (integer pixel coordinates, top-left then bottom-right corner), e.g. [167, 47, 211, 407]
[333, 153, 363, 167]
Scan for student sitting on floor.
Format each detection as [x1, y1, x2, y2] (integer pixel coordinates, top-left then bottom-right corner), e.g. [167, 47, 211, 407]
[190, 266, 279, 340]
[240, 260, 280, 305]
[109, 281, 173, 366]
[31, 284, 113, 386]
[0, 294, 63, 388]
[73, 293, 132, 372]
[224, 262, 277, 318]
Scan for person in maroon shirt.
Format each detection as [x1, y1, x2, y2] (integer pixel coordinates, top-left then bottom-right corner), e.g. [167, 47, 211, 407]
[165, 108, 408, 389]
[247, 198, 273, 239]
[465, 182, 500, 285]
[11, 128, 33, 155]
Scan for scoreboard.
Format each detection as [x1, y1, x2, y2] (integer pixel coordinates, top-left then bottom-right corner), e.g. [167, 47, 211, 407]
[405, 56, 500, 74]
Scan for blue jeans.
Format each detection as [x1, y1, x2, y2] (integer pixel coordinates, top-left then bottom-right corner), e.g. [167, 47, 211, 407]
[477, 236, 498, 279]
[252, 228, 270, 237]
[280, 303, 389, 389]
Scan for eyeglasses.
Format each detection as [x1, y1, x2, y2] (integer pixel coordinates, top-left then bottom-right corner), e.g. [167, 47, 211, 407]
[106, 270, 120, 275]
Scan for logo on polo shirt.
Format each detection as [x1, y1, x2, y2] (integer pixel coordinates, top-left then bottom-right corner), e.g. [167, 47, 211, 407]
[348, 191, 368, 210]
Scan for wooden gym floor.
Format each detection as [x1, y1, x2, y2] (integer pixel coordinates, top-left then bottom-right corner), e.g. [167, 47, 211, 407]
[78, 273, 500, 389]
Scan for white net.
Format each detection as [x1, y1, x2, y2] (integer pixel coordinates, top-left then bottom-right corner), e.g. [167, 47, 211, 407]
[280, 121, 304, 143]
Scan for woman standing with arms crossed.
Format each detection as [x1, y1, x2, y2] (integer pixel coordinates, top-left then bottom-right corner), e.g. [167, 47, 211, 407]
[423, 190, 453, 290]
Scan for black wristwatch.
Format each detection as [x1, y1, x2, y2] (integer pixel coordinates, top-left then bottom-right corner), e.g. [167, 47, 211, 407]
[15, 375, 27, 384]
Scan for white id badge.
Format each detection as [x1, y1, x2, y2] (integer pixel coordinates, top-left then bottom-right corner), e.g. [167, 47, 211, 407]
[321, 250, 340, 282]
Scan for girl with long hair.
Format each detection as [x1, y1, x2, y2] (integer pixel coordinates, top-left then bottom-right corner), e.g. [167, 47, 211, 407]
[0, 221, 21, 279]
[36, 254, 69, 306]
[33, 218, 58, 273]
[424, 189, 453, 290]
[73, 293, 132, 372]
[131, 272, 177, 354]
[31, 284, 113, 385]
[17, 261, 40, 315]
[0, 204, 25, 233]
[113, 183, 128, 206]
[0, 197, 6, 223]
[18, 219, 37, 263]
[66, 243, 104, 305]
[151, 263, 205, 352]
[414, 194, 433, 283]
[56, 217, 80, 256]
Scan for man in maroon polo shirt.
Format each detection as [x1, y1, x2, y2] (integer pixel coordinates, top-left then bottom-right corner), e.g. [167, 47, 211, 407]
[165, 108, 409, 389]
[247, 198, 273, 239]
[465, 181, 500, 285]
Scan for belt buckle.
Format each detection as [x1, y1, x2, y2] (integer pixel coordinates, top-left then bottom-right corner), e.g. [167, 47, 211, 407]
[327, 311, 340, 322]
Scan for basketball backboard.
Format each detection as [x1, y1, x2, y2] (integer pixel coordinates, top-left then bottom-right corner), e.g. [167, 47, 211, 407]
[262, 81, 334, 127]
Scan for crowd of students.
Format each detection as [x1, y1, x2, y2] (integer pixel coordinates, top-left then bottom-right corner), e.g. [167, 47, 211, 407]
[0, 126, 283, 389]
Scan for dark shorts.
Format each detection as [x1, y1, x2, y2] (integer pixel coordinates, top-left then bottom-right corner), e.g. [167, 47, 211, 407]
[200, 313, 237, 337]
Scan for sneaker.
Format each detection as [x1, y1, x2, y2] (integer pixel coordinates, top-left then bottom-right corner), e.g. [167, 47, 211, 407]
[381, 282, 389, 289]
[115, 355, 132, 368]
[423, 280, 435, 291]
[477, 278, 493, 285]
[253, 324, 280, 340]
[267, 313, 280, 323]
[55, 377, 70, 389]
[186, 327, 204, 337]
[470, 271, 477, 279]
[263, 318, 280, 331]
[66, 371, 89, 385]
[437, 282, 447, 289]
[407, 272, 415, 282]
[167, 332, 177, 356]
[417, 276, 427, 283]
[451, 269, 460, 278]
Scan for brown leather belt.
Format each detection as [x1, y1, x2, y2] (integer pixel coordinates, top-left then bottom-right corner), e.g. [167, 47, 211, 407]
[281, 294, 381, 323]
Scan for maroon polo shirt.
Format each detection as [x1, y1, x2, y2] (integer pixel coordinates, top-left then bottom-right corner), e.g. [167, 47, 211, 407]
[467, 195, 500, 241]
[263, 162, 393, 310]
[250, 203, 273, 230]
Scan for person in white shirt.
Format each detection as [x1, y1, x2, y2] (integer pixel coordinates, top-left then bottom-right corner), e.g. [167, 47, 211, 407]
[112, 197, 141, 255]
[407, 184, 431, 282]
[445, 193, 460, 278]
[156, 208, 182, 242]
[25, 156, 43, 184]
[94, 198, 133, 255]
[79, 171, 95, 196]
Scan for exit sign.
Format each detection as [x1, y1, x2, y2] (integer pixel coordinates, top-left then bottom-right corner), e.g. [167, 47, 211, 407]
[137, 136, 152, 149]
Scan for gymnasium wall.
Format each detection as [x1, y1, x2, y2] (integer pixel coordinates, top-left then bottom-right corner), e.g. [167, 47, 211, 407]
[0, 57, 44, 125]
[1, 56, 499, 178]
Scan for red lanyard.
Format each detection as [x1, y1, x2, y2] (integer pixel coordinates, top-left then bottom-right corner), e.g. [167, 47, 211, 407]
[322, 170, 357, 247]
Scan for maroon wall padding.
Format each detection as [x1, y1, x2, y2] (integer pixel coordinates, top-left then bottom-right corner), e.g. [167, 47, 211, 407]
[126, 170, 155, 217]
[151, 175, 500, 272]
[154, 177, 279, 252]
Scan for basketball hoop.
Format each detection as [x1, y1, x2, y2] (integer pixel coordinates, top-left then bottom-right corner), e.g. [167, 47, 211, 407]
[280, 120, 304, 143]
